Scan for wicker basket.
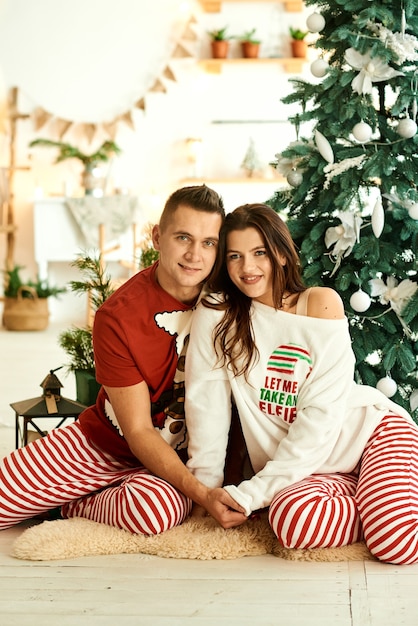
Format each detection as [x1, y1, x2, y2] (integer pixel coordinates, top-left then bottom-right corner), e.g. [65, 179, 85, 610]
[2, 286, 49, 331]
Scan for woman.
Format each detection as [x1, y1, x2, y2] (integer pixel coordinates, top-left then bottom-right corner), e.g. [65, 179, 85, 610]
[185, 203, 418, 564]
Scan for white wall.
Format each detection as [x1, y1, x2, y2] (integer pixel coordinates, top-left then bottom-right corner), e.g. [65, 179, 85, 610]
[0, 0, 315, 324]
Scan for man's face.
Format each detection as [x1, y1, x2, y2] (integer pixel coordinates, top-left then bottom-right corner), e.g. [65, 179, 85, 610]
[152, 204, 222, 303]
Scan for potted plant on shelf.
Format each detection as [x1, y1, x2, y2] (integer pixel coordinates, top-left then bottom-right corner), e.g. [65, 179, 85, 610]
[29, 138, 121, 196]
[238, 28, 261, 59]
[2, 265, 66, 331]
[207, 26, 233, 59]
[289, 27, 308, 58]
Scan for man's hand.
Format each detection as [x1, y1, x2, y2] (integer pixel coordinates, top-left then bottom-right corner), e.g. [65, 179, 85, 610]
[203, 487, 248, 529]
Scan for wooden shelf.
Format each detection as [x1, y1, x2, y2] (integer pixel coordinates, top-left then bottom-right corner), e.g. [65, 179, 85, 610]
[198, 57, 305, 74]
[199, 1, 303, 12]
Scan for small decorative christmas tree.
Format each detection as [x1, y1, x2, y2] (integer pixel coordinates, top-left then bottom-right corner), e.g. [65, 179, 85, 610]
[241, 137, 263, 178]
[268, 0, 418, 420]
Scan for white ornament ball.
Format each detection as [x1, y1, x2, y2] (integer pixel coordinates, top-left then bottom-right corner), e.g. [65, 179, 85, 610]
[349, 289, 371, 312]
[407, 202, 418, 220]
[287, 170, 303, 187]
[306, 12, 325, 33]
[352, 122, 373, 143]
[410, 388, 418, 413]
[397, 118, 417, 139]
[310, 58, 329, 78]
[376, 376, 397, 398]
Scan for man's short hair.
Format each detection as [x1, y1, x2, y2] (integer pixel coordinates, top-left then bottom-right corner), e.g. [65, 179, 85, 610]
[159, 185, 225, 231]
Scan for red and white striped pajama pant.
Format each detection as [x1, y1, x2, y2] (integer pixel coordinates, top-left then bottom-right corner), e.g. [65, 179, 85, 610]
[0, 420, 192, 534]
[268, 414, 418, 564]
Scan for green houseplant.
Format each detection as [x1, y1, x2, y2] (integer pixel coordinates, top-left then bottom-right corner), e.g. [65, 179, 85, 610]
[2, 265, 66, 331]
[29, 139, 121, 195]
[289, 27, 308, 58]
[58, 254, 114, 405]
[237, 28, 261, 58]
[138, 222, 159, 269]
[59, 235, 159, 405]
[207, 26, 233, 59]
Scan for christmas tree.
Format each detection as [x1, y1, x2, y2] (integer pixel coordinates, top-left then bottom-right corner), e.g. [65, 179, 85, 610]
[268, 0, 418, 420]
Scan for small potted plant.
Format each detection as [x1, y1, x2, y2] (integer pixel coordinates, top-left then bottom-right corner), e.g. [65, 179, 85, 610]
[237, 28, 261, 59]
[207, 26, 233, 59]
[289, 27, 308, 58]
[2, 265, 66, 331]
[29, 138, 121, 196]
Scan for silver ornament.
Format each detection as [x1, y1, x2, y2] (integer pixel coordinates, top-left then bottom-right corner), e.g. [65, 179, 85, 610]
[287, 170, 303, 187]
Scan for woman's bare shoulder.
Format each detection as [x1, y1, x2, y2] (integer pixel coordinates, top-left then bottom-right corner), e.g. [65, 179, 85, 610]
[306, 286, 345, 320]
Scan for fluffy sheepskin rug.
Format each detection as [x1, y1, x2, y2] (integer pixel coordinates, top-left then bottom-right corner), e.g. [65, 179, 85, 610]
[11, 515, 375, 562]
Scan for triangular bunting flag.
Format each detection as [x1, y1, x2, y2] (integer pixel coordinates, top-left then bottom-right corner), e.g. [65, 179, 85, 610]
[80, 122, 97, 143]
[102, 121, 118, 140]
[150, 79, 167, 93]
[181, 22, 198, 41]
[54, 117, 73, 139]
[163, 66, 176, 81]
[172, 42, 193, 58]
[134, 97, 146, 111]
[32, 107, 51, 131]
[119, 110, 135, 129]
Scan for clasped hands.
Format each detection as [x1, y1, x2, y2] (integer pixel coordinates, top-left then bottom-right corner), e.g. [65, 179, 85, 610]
[193, 486, 248, 529]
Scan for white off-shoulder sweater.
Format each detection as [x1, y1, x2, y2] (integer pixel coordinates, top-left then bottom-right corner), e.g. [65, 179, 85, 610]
[185, 295, 413, 517]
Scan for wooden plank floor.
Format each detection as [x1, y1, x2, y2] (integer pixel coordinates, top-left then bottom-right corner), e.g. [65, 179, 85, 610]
[1, 528, 418, 626]
[1, 326, 418, 625]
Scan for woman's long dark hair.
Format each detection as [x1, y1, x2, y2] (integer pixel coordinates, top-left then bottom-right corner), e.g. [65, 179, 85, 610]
[204, 203, 306, 379]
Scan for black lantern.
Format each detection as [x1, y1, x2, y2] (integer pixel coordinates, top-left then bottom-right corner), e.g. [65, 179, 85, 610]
[10, 367, 86, 448]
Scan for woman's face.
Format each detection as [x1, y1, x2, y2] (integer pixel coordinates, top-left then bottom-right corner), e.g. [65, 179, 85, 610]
[226, 227, 276, 307]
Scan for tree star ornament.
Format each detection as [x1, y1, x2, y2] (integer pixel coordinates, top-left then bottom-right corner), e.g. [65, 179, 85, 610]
[349, 288, 371, 312]
[344, 48, 404, 95]
[315, 130, 334, 164]
[376, 376, 397, 398]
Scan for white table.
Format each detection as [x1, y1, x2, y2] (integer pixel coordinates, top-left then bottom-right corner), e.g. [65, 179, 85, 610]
[33, 196, 142, 280]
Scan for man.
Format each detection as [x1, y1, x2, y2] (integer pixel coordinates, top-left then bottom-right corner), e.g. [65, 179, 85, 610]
[0, 185, 246, 533]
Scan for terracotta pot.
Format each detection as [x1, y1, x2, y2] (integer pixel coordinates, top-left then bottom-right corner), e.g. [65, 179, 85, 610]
[241, 42, 260, 59]
[291, 40, 307, 59]
[211, 40, 229, 59]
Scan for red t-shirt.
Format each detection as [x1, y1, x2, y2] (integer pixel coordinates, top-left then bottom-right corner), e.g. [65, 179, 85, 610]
[78, 262, 193, 463]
